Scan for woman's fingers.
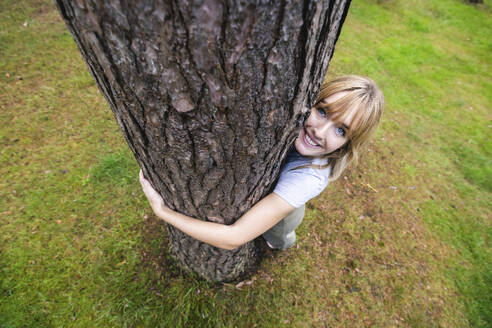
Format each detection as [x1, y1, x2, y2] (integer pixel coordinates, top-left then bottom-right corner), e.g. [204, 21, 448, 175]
[139, 170, 153, 189]
[139, 170, 153, 195]
[139, 170, 162, 201]
[139, 169, 144, 184]
[139, 169, 146, 184]
[139, 170, 170, 216]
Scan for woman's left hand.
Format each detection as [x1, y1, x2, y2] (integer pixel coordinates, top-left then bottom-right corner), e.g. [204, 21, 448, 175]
[139, 170, 169, 217]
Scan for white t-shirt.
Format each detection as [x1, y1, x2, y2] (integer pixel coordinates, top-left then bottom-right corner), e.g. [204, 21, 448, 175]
[273, 147, 331, 208]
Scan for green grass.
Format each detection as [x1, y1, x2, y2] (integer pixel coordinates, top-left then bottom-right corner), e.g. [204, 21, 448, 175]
[1, 0, 491, 327]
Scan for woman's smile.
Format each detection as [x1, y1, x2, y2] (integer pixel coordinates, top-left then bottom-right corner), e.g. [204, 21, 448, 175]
[302, 128, 321, 148]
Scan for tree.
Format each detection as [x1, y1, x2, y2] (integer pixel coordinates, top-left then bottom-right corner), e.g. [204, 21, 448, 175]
[55, 0, 351, 282]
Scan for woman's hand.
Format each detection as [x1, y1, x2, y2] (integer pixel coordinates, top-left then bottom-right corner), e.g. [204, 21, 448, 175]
[138, 170, 295, 250]
[139, 170, 169, 218]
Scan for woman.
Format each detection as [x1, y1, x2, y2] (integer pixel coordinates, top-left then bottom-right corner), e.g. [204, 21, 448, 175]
[140, 75, 384, 250]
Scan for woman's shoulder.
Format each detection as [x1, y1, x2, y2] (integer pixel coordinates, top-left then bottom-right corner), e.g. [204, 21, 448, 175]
[277, 150, 330, 191]
[273, 151, 331, 208]
[281, 148, 330, 179]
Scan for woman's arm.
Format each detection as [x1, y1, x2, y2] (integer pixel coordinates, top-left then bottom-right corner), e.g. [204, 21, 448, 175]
[139, 170, 295, 250]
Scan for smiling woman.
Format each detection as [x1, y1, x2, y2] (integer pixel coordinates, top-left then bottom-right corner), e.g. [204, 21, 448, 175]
[140, 75, 384, 251]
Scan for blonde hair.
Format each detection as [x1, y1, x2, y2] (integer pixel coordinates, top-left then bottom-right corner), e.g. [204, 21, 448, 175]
[309, 75, 384, 181]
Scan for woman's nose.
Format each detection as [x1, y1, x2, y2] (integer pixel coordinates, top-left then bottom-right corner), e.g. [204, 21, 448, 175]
[313, 122, 332, 140]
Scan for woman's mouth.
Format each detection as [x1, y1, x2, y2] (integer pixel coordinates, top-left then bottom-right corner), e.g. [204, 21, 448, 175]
[303, 129, 320, 148]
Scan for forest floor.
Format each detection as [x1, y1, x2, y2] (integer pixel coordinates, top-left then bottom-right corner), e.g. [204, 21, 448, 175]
[1, 0, 490, 327]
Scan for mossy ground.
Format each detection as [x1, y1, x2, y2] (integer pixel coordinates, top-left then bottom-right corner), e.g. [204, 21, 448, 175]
[1, 0, 490, 327]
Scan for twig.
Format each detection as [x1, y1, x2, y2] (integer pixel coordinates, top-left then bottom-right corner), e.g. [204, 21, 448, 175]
[366, 183, 378, 192]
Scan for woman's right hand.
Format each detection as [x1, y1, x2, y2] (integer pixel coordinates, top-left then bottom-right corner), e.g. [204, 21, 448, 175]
[139, 170, 170, 218]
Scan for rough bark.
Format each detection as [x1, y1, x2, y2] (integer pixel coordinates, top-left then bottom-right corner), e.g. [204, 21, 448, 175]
[55, 0, 351, 282]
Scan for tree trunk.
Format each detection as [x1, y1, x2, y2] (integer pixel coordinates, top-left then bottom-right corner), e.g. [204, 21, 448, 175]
[55, 0, 351, 282]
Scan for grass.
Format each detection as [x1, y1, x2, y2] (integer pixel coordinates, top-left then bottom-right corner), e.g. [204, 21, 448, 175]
[0, 0, 490, 327]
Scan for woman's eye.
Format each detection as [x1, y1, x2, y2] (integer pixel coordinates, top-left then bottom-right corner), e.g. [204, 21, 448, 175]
[335, 127, 346, 137]
[317, 108, 327, 117]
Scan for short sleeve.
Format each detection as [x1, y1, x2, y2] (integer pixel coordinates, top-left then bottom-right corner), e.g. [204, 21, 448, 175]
[273, 168, 329, 208]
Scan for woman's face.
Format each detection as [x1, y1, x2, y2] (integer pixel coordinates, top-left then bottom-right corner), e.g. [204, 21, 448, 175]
[295, 92, 354, 157]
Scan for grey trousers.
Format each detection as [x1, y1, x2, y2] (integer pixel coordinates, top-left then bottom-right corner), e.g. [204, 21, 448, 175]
[262, 205, 305, 250]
